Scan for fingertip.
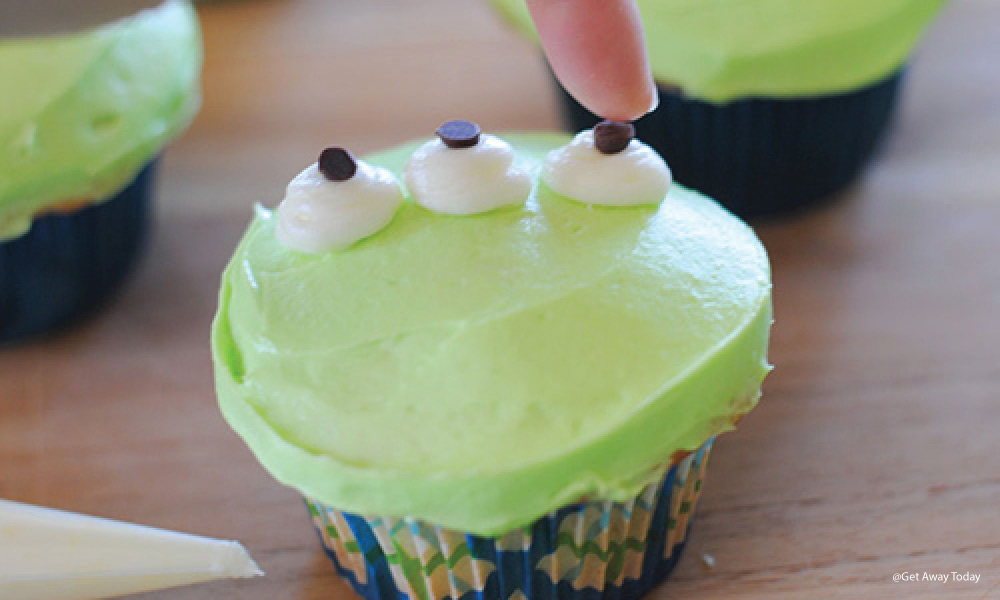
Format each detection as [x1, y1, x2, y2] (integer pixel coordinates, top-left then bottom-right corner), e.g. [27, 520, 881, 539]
[528, 0, 656, 123]
[593, 78, 657, 123]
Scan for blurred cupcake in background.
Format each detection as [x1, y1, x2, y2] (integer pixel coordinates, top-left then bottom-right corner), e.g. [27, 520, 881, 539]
[491, 0, 945, 217]
[0, 0, 201, 344]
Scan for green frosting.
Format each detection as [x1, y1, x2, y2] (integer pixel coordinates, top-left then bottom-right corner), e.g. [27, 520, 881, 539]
[491, 0, 944, 103]
[0, 0, 201, 240]
[212, 133, 772, 536]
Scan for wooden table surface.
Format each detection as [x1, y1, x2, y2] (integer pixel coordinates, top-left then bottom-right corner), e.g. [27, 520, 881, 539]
[2, 1, 998, 598]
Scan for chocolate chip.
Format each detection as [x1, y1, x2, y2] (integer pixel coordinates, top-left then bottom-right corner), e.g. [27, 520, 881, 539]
[318, 147, 357, 182]
[594, 120, 635, 155]
[436, 120, 481, 149]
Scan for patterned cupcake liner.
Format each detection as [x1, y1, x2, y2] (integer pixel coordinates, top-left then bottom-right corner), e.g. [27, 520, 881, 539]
[558, 69, 905, 218]
[306, 440, 713, 600]
[0, 160, 156, 345]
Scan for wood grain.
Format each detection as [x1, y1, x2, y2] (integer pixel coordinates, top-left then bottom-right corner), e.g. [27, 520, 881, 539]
[2, 1, 998, 598]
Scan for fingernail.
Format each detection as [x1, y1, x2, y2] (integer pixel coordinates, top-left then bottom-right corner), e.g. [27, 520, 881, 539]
[648, 86, 660, 113]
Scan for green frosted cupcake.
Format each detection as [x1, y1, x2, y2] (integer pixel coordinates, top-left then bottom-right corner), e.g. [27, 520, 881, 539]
[213, 123, 772, 599]
[492, 0, 945, 217]
[0, 0, 201, 343]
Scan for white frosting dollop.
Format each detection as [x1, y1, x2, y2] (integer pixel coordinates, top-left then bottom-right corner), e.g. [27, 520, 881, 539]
[403, 135, 532, 215]
[542, 130, 671, 206]
[275, 161, 403, 253]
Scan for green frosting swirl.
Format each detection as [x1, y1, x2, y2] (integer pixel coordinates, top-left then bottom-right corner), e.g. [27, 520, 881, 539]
[0, 0, 201, 240]
[212, 134, 772, 536]
[491, 0, 944, 102]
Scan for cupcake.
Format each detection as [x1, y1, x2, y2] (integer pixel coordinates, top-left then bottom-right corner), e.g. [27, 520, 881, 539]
[0, 1, 201, 344]
[212, 121, 772, 599]
[491, 0, 945, 217]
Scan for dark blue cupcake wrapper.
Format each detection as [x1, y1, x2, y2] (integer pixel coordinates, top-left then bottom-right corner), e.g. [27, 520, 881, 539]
[307, 439, 713, 600]
[0, 160, 156, 345]
[558, 70, 905, 218]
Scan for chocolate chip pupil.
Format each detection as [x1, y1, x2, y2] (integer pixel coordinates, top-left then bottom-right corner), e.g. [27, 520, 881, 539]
[594, 120, 635, 155]
[318, 147, 358, 181]
[436, 120, 481, 149]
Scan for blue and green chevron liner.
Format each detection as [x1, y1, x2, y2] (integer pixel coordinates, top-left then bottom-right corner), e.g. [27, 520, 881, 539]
[306, 439, 712, 600]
